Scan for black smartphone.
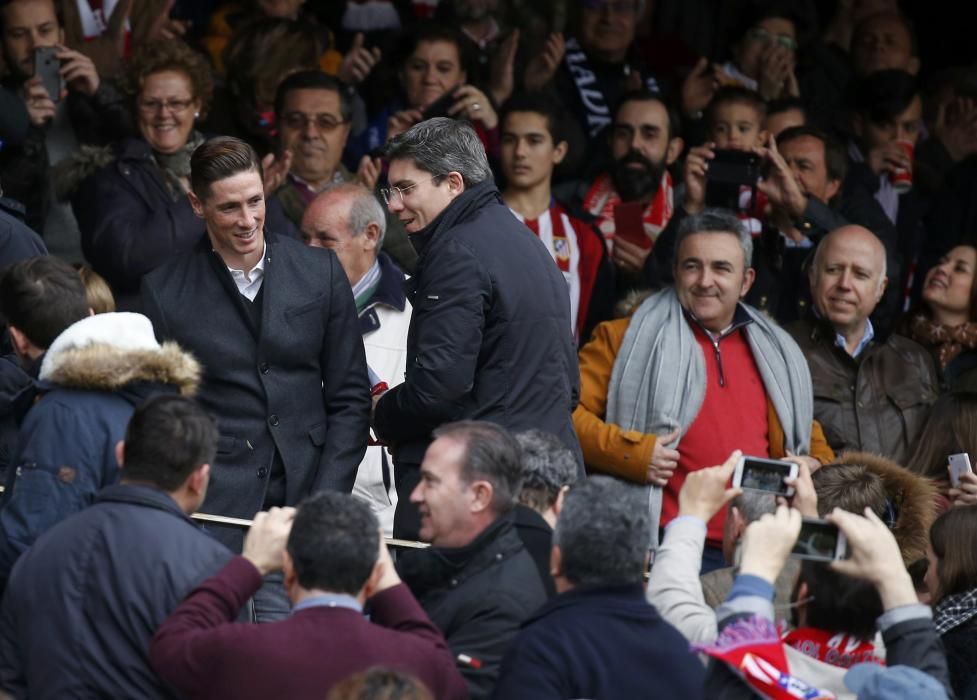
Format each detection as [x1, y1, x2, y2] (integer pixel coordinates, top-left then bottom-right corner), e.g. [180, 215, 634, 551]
[705, 149, 761, 210]
[33, 46, 62, 103]
[791, 518, 848, 562]
[422, 89, 459, 121]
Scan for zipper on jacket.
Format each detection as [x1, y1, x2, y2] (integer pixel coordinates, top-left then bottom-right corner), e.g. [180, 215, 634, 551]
[708, 335, 726, 387]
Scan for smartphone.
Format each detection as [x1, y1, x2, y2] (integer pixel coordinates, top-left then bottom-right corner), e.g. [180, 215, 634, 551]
[613, 201, 651, 250]
[791, 517, 848, 562]
[733, 456, 798, 497]
[705, 149, 760, 210]
[422, 89, 459, 121]
[33, 46, 62, 103]
[949, 452, 973, 487]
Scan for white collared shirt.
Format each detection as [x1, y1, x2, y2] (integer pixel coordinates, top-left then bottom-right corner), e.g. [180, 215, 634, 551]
[226, 242, 267, 301]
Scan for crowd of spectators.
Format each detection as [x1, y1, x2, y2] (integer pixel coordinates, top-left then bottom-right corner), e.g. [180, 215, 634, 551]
[1, 0, 977, 698]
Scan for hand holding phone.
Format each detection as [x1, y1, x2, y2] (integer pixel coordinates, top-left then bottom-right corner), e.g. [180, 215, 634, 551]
[791, 517, 848, 562]
[733, 456, 798, 497]
[613, 201, 650, 250]
[948, 453, 973, 487]
[33, 46, 63, 103]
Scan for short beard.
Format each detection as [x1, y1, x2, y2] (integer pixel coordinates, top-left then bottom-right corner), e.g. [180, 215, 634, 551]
[610, 150, 666, 203]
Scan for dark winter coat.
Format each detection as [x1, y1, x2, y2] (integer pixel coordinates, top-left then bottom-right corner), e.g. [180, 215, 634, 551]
[373, 180, 581, 467]
[492, 583, 705, 699]
[0, 336, 200, 587]
[0, 484, 232, 699]
[141, 232, 370, 552]
[398, 513, 548, 700]
[942, 616, 977, 699]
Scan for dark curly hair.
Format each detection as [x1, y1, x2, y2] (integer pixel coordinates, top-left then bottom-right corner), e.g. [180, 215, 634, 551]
[125, 40, 214, 119]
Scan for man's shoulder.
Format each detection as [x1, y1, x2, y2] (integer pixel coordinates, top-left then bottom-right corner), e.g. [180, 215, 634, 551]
[143, 238, 209, 287]
[878, 332, 938, 363]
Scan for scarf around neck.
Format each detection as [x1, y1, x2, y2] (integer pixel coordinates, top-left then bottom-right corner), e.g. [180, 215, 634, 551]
[906, 313, 977, 369]
[935, 587, 977, 635]
[153, 130, 205, 200]
[583, 171, 674, 249]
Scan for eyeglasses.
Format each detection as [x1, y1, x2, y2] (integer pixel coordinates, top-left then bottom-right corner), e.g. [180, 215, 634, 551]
[281, 113, 349, 132]
[380, 175, 445, 205]
[137, 98, 195, 115]
[746, 27, 798, 51]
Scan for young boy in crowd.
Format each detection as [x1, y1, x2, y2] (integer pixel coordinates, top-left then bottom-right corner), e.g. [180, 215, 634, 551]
[703, 86, 769, 235]
[500, 93, 612, 342]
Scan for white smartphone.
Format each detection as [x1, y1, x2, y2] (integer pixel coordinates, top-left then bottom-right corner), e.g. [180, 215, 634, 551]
[732, 456, 798, 497]
[949, 453, 973, 487]
[791, 517, 848, 562]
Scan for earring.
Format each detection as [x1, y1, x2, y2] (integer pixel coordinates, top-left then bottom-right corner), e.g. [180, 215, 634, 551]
[194, 111, 200, 119]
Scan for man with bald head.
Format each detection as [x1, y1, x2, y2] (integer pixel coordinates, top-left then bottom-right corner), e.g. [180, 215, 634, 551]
[301, 184, 410, 533]
[788, 225, 938, 463]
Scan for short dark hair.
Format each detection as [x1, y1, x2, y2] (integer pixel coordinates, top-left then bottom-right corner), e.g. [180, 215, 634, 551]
[190, 136, 263, 201]
[273, 70, 352, 126]
[514, 429, 578, 512]
[500, 92, 568, 146]
[286, 492, 379, 595]
[777, 125, 848, 184]
[799, 560, 883, 640]
[553, 475, 650, 586]
[929, 506, 977, 602]
[615, 89, 682, 141]
[394, 23, 470, 78]
[432, 421, 523, 513]
[767, 96, 806, 121]
[0, 256, 89, 348]
[707, 86, 768, 128]
[0, 0, 64, 35]
[122, 395, 219, 491]
[852, 69, 920, 123]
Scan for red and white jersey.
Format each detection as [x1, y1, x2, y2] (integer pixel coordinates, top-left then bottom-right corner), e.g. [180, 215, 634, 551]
[510, 205, 581, 336]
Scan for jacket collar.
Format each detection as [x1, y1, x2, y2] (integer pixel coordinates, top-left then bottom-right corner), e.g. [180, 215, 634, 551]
[358, 253, 407, 335]
[524, 582, 649, 625]
[408, 179, 502, 258]
[685, 303, 754, 341]
[95, 483, 197, 525]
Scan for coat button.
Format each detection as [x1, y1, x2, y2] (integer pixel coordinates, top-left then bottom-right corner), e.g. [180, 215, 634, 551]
[269, 415, 279, 426]
[257, 467, 267, 478]
[450, 578, 458, 587]
[259, 362, 270, 374]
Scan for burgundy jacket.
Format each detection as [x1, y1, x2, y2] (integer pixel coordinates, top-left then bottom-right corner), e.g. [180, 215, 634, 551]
[150, 557, 468, 700]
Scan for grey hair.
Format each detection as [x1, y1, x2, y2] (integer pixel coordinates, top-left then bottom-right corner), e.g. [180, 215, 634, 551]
[729, 490, 777, 525]
[385, 117, 492, 187]
[553, 476, 650, 586]
[674, 208, 753, 268]
[432, 420, 523, 514]
[323, 182, 388, 251]
[514, 429, 578, 513]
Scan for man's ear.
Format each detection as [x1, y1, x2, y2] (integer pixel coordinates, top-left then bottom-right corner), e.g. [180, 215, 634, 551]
[282, 550, 297, 590]
[115, 440, 125, 468]
[552, 140, 569, 165]
[666, 136, 685, 166]
[549, 544, 563, 579]
[469, 480, 494, 514]
[187, 463, 211, 498]
[7, 326, 32, 359]
[739, 266, 757, 299]
[553, 485, 570, 518]
[445, 171, 466, 196]
[907, 56, 920, 75]
[824, 177, 842, 202]
[876, 274, 889, 302]
[362, 222, 382, 251]
[361, 557, 384, 600]
[187, 190, 205, 219]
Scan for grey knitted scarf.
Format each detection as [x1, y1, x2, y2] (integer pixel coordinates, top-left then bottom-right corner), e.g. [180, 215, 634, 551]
[606, 288, 814, 549]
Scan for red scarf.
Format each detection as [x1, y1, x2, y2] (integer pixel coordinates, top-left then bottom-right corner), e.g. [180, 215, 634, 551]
[782, 628, 882, 669]
[582, 171, 674, 250]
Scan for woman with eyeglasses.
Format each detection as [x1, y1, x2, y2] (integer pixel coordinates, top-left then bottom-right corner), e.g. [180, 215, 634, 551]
[721, 7, 801, 101]
[64, 40, 293, 310]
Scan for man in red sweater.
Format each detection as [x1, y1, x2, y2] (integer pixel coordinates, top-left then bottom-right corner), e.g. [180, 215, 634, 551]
[573, 208, 834, 572]
[149, 493, 467, 700]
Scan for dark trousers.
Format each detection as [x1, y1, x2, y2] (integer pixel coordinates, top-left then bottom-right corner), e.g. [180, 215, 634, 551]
[392, 461, 421, 540]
